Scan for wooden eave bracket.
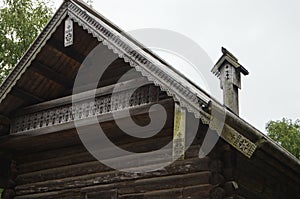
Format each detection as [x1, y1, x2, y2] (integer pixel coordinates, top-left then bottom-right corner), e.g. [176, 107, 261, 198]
[172, 103, 186, 161]
[221, 124, 257, 158]
[209, 114, 257, 158]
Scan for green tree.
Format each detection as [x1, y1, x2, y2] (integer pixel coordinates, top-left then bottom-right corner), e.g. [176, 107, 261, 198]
[0, 0, 54, 83]
[266, 118, 300, 159]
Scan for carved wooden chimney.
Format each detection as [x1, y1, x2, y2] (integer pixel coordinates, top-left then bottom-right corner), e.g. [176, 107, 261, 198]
[211, 47, 249, 115]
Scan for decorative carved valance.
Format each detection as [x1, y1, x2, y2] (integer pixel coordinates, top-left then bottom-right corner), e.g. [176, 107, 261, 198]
[11, 84, 159, 135]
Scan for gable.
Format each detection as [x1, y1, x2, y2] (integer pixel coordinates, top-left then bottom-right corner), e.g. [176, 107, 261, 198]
[0, 18, 143, 114]
[0, 1, 210, 138]
[0, 0, 210, 124]
[0, 0, 298, 179]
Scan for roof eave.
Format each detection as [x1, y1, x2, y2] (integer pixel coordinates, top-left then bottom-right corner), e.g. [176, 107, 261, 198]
[0, 1, 69, 104]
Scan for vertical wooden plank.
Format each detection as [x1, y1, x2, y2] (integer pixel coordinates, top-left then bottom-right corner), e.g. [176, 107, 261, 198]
[172, 103, 186, 161]
[64, 18, 73, 47]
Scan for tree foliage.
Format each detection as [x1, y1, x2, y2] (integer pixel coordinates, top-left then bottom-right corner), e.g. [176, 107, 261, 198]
[266, 118, 300, 159]
[0, 0, 54, 83]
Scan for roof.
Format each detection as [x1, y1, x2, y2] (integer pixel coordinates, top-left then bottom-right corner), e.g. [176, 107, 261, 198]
[0, 0, 299, 176]
[211, 47, 249, 77]
[0, 0, 214, 123]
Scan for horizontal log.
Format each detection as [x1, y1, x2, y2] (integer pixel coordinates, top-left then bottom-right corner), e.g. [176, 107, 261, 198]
[21, 176, 213, 199]
[118, 188, 183, 199]
[224, 196, 245, 199]
[182, 184, 212, 199]
[84, 189, 117, 199]
[14, 191, 59, 199]
[17, 139, 176, 184]
[17, 160, 110, 185]
[16, 136, 205, 177]
[118, 184, 213, 199]
[17, 149, 211, 184]
[116, 172, 212, 195]
[14, 183, 213, 199]
[15, 160, 213, 195]
[16, 127, 173, 174]
[15, 144, 86, 164]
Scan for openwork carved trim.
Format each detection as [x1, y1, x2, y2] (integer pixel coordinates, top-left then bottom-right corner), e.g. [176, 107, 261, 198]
[209, 115, 257, 158]
[66, 1, 210, 124]
[11, 85, 158, 134]
[221, 125, 257, 158]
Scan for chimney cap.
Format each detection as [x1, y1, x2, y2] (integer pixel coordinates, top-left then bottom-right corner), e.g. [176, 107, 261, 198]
[211, 47, 249, 77]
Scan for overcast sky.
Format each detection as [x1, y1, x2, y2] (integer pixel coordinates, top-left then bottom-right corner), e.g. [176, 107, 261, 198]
[54, 0, 300, 133]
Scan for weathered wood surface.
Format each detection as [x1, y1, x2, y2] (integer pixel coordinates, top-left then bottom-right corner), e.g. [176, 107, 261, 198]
[0, 98, 174, 151]
[0, 16, 223, 199]
[15, 164, 213, 195]
[14, 77, 151, 117]
[14, 143, 223, 198]
[1, 12, 299, 199]
[234, 151, 299, 198]
[8, 106, 299, 199]
[11, 77, 158, 135]
[14, 184, 213, 199]
[29, 60, 74, 89]
[8, 95, 220, 199]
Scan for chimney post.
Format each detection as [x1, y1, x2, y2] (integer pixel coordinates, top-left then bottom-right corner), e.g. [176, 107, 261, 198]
[211, 47, 249, 115]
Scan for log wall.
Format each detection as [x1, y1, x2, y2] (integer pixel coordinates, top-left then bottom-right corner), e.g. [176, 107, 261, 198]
[5, 99, 227, 199]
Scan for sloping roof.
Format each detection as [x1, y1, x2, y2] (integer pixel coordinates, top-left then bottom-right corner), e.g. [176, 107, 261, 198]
[0, 0, 299, 175]
[0, 0, 211, 123]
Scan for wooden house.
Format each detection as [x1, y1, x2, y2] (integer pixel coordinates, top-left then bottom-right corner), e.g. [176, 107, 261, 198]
[0, 0, 299, 198]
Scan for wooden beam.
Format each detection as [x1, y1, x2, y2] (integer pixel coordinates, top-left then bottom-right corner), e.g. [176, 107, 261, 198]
[65, 68, 142, 94]
[15, 77, 150, 116]
[11, 88, 45, 103]
[172, 103, 186, 161]
[221, 124, 256, 158]
[15, 169, 212, 195]
[47, 39, 85, 64]
[30, 61, 74, 88]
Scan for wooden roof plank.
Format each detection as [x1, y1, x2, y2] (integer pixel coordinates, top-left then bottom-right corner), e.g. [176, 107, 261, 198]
[47, 39, 85, 64]
[11, 88, 45, 103]
[29, 61, 74, 89]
